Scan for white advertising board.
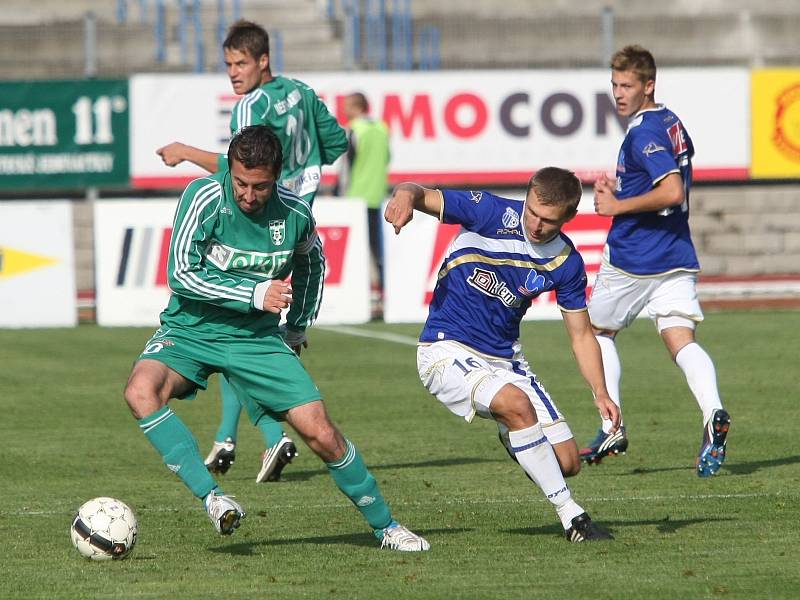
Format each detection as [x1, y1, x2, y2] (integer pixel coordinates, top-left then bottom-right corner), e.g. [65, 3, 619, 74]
[0, 201, 76, 327]
[94, 197, 370, 326]
[383, 193, 609, 323]
[130, 69, 749, 189]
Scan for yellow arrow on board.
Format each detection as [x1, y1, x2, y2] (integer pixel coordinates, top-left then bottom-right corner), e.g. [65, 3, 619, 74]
[0, 246, 60, 279]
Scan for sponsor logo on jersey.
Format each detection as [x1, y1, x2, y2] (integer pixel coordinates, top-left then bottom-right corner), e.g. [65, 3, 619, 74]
[667, 121, 688, 156]
[467, 267, 521, 307]
[517, 269, 552, 296]
[642, 141, 666, 156]
[269, 220, 286, 245]
[220, 206, 233, 215]
[469, 191, 483, 203]
[502, 207, 520, 228]
[206, 240, 292, 276]
[495, 228, 522, 236]
[0, 246, 59, 279]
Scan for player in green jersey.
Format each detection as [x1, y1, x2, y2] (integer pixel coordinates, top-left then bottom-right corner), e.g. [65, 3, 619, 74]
[156, 20, 348, 483]
[126, 125, 428, 551]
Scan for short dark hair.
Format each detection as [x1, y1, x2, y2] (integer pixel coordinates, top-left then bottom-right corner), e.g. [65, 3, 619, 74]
[227, 125, 282, 174]
[223, 19, 269, 58]
[526, 167, 582, 215]
[611, 45, 656, 84]
[347, 92, 369, 113]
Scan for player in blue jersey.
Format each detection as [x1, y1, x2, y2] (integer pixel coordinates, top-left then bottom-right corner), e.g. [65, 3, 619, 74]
[385, 167, 620, 542]
[581, 45, 731, 477]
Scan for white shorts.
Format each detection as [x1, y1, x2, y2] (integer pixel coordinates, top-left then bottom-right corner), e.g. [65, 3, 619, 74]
[588, 264, 704, 333]
[416, 340, 573, 444]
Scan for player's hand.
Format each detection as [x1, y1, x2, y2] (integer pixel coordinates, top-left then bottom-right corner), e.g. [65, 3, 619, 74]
[156, 142, 187, 167]
[594, 393, 621, 433]
[593, 176, 619, 217]
[262, 280, 293, 313]
[384, 184, 419, 234]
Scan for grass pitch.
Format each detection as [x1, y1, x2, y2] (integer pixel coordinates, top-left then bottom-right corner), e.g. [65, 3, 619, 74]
[1, 310, 799, 599]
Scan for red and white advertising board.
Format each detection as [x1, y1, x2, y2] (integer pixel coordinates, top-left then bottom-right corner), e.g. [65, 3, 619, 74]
[94, 197, 369, 326]
[130, 68, 749, 190]
[383, 193, 609, 323]
[0, 201, 77, 327]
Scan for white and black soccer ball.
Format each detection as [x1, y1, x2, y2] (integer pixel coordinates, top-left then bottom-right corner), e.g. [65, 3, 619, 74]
[70, 497, 138, 560]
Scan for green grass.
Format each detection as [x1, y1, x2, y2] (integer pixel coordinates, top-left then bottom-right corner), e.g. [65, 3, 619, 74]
[1, 310, 799, 599]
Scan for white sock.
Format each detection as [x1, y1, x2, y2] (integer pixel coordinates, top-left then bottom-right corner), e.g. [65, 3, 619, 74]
[596, 335, 622, 433]
[508, 424, 584, 529]
[675, 342, 724, 424]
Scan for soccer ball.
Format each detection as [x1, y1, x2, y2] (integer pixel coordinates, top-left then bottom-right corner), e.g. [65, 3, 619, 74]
[70, 497, 138, 560]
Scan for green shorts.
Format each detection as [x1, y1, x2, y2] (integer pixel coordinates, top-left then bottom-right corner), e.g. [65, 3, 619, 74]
[137, 327, 321, 423]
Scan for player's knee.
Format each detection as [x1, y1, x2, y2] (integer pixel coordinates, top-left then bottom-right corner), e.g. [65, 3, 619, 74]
[123, 376, 161, 419]
[491, 387, 538, 430]
[306, 424, 345, 462]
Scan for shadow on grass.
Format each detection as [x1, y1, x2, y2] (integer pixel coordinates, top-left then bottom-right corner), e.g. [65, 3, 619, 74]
[508, 515, 731, 539]
[281, 457, 503, 482]
[208, 527, 467, 555]
[614, 454, 800, 477]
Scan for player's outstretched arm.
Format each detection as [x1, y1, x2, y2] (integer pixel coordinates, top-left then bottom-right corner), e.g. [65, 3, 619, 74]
[384, 182, 442, 234]
[561, 309, 621, 431]
[156, 142, 221, 173]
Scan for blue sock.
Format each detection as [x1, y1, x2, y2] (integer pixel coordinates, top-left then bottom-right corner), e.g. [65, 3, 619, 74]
[138, 406, 219, 499]
[326, 439, 393, 533]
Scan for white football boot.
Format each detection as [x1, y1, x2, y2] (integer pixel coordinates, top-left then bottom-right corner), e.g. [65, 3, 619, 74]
[378, 522, 430, 551]
[204, 489, 245, 535]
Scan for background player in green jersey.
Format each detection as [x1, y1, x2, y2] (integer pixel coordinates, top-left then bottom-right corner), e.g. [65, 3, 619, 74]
[126, 125, 428, 551]
[156, 20, 348, 483]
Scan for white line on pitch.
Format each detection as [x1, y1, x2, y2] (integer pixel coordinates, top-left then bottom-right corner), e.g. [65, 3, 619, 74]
[316, 325, 419, 346]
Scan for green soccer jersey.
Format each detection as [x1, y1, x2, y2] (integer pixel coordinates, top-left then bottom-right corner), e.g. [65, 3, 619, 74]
[218, 75, 347, 201]
[160, 170, 324, 339]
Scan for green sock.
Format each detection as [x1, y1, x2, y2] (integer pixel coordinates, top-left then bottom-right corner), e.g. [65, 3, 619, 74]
[215, 376, 242, 443]
[326, 439, 392, 532]
[256, 415, 286, 448]
[138, 406, 219, 499]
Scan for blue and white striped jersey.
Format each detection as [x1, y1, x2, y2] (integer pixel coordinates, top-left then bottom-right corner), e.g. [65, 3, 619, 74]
[605, 105, 700, 275]
[420, 189, 588, 358]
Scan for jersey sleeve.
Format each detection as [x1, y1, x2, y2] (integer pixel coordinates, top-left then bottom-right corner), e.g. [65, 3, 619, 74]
[167, 179, 259, 313]
[554, 249, 589, 312]
[629, 126, 680, 184]
[310, 91, 348, 165]
[440, 189, 495, 230]
[285, 215, 325, 330]
[230, 91, 270, 134]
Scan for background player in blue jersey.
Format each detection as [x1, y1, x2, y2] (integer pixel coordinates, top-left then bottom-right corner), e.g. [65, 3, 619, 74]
[581, 45, 731, 477]
[385, 167, 620, 542]
[156, 20, 348, 484]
